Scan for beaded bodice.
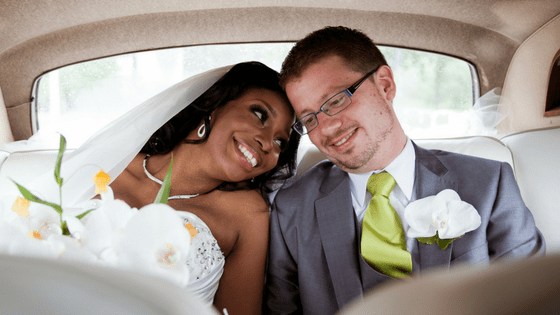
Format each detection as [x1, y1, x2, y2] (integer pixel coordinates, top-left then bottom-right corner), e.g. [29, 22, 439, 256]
[180, 212, 225, 305]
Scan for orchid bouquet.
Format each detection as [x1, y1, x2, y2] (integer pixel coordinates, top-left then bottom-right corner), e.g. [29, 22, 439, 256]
[0, 135, 192, 287]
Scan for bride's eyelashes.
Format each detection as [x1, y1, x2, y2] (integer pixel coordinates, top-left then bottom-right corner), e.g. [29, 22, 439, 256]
[250, 104, 288, 151]
[250, 105, 269, 124]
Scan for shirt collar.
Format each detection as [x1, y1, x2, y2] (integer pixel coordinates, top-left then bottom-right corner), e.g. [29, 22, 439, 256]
[348, 138, 416, 208]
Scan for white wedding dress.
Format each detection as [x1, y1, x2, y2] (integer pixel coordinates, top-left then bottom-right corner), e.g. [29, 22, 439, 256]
[9, 65, 234, 305]
[182, 212, 225, 304]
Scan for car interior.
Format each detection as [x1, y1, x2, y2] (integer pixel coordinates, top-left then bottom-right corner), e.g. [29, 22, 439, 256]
[0, 0, 559, 313]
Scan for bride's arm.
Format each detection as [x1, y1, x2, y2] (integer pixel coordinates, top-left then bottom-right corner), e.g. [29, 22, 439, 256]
[213, 193, 270, 315]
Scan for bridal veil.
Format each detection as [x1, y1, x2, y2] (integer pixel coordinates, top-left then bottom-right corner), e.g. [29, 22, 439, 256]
[20, 65, 233, 209]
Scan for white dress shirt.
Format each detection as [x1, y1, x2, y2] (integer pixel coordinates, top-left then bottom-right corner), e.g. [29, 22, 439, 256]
[348, 138, 419, 259]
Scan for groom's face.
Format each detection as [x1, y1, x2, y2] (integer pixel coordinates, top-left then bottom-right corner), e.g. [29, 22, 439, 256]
[285, 55, 399, 173]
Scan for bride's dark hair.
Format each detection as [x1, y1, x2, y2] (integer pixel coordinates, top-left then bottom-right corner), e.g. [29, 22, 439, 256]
[141, 61, 301, 200]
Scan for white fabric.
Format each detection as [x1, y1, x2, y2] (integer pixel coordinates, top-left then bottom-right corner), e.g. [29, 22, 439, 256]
[470, 87, 511, 137]
[181, 212, 225, 305]
[0, 150, 61, 199]
[25, 65, 233, 209]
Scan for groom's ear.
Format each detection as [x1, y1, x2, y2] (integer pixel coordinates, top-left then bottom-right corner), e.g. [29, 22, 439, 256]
[374, 65, 396, 102]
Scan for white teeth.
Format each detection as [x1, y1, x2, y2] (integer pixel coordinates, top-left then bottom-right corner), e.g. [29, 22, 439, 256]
[334, 132, 353, 146]
[333, 130, 357, 147]
[239, 144, 257, 167]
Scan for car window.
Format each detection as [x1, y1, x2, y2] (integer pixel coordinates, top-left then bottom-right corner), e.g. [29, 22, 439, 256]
[34, 43, 478, 148]
[381, 48, 479, 139]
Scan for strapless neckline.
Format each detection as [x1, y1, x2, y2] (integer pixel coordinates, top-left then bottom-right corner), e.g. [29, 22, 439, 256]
[178, 211, 225, 305]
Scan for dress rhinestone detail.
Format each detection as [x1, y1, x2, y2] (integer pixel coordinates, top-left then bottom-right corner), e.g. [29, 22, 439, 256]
[183, 217, 224, 281]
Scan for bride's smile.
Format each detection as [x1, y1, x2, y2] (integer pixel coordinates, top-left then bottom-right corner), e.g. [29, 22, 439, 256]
[206, 88, 294, 183]
[235, 138, 259, 169]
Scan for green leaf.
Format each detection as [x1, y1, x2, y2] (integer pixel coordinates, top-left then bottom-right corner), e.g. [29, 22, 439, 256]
[417, 235, 437, 245]
[154, 154, 173, 204]
[436, 234, 462, 250]
[54, 135, 67, 187]
[61, 220, 70, 236]
[436, 237, 455, 250]
[12, 180, 63, 215]
[417, 231, 458, 250]
[76, 209, 94, 220]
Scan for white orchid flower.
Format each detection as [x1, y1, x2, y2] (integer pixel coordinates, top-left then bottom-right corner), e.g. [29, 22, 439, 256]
[115, 203, 191, 287]
[1, 200, 64, 258]
[1, 135, 193, 286]
[63, 214, 86, 240]
[0, 195, 22, 224]
[25, 202, 64, 239]
[79, 187, 138, 264]
[0, 196, 24, 253]
[48, 233, 99, 263]
[4, 233, 66, 259]
[0, 216, 26, 254]
[405, 189, 481, 248]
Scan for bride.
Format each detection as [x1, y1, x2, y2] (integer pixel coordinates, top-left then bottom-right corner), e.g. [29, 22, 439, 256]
[15, 62, 300, 314]
[109, 61, 299, 314]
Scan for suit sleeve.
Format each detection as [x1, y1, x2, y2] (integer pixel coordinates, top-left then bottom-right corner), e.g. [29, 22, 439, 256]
[487, 162, 546, 258]
[264, 199, 302, 314]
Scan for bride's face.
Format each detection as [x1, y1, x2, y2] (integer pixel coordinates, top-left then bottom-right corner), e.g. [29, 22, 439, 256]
[206, 88, 294, 182]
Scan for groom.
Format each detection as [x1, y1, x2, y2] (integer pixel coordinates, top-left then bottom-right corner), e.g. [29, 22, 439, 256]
[264, 26, 545, 315]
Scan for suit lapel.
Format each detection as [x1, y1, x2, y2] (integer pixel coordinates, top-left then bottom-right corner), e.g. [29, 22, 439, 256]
[315, 167, 363, 309]
[412, 144, 457, 272]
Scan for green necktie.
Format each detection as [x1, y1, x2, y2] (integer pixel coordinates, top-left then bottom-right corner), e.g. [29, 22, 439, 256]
[361, 172, 412, 278]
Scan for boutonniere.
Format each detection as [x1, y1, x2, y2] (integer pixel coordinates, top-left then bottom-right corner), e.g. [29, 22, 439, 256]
[404, 189, 481, 250]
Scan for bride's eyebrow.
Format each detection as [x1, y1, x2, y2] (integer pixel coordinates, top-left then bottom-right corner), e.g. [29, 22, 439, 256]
[261, 102, 278, 119]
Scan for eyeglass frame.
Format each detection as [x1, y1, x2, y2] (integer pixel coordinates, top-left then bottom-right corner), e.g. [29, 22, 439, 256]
[291, 67, 380, 136]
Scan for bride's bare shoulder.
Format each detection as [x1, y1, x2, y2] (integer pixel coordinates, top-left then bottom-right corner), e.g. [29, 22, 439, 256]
[214, 188, 269, 215]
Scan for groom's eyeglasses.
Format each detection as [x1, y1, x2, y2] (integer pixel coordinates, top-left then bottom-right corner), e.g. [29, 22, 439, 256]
[292, 67, 379, 136]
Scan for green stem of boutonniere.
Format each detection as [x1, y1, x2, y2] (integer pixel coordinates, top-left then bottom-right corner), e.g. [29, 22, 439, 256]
[417, 231, 458, 250]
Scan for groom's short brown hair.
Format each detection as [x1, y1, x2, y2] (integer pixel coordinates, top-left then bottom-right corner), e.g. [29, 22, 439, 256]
[279, 26, 388, 89]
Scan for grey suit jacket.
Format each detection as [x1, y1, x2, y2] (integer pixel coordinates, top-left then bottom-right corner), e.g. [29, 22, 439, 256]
[264, 143, 545, 315]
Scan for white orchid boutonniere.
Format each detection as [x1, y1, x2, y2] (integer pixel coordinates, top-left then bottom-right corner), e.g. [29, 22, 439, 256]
[404, 189, 481, 250]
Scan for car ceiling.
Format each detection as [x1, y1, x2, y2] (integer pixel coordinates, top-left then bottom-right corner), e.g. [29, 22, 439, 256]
[1, 0, 560, 140]
[3, 0, 560, 51]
